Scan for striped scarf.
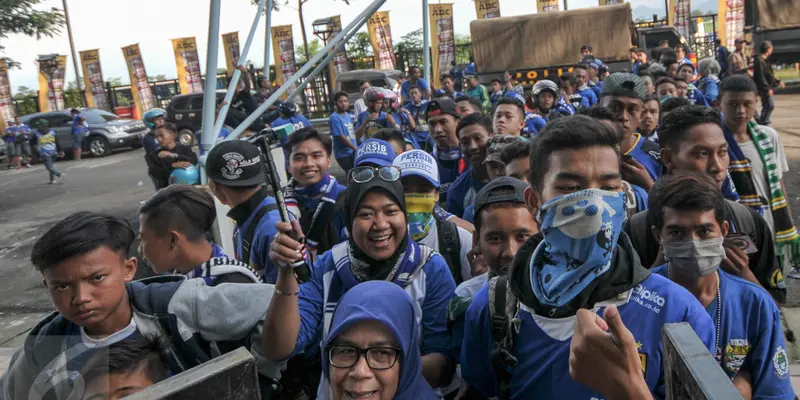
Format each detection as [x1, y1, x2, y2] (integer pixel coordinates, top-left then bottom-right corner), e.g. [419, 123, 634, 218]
[725, 121, 800, 258]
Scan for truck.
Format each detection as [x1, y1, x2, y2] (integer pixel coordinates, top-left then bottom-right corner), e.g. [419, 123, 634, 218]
[743, 0, 800, 64]
[469, 3, 688, 88]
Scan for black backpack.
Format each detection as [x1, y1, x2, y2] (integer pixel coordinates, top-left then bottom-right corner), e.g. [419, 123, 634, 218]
[436, 219, 463, 285]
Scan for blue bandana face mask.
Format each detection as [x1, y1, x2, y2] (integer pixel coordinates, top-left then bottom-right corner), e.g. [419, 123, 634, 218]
[530, 189, 627, 308]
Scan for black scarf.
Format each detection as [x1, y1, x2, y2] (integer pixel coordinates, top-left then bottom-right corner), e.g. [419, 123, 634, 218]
[510, 231, 651, 318]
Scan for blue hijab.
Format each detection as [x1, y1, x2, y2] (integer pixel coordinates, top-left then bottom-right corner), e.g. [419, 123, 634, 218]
[322, 281, 439, 400]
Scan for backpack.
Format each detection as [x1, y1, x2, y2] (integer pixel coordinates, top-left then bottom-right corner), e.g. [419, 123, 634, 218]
[236, 203, 279, 267]
[487, 275, 519, 400]
[436, 219, 463, 285]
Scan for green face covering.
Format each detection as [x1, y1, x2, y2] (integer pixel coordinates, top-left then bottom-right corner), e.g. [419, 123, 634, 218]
[405, 193, 436, 242]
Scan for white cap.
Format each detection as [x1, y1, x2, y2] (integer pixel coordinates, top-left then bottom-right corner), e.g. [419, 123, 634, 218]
[392, 150, 440, 188]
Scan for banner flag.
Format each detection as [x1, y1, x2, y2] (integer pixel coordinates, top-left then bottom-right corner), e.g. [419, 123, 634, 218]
[37, 55, 67, 112]
[122, 44, 156, 119]
[368, 11, 396, 70]
[79, 49, 109, 110]
[222, 32, 241, 77]
[171, 37, 203, 94]
[430, 4, 455, 89]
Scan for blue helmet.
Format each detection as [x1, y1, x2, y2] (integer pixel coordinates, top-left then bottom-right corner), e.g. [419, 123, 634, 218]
[278, 101, 297, 116]
[143, 108, 166, 130]
[169, 165, 199, 185]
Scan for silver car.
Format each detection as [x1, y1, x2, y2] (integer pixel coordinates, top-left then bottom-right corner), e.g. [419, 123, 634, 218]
[20, 108, 147, 157]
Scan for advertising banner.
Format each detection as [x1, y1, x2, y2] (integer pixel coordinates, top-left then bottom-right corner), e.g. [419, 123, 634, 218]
[0, 61, 14, 132]
[599, 0, 624, 5]
[79, 49, 109, 110]
[222, 32, 241, 77]
[720, 0, 744, 49]
[122, 44, 156, 119]
[329, 16, 351, 88]
[37, 55, 67, 112]
[171, 37, 203, 94]
[430, 4, 455, 89]
[669, 0, 692, 40]
[271, 25, 297, 96]
[537, 0, 559, 13]
[474, 0, 500, 19]
[367, 11, 396, 70]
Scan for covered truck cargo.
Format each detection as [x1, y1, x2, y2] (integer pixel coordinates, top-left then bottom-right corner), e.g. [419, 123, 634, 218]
[753, 0, 800, 31]
[470, 3, 635, 75]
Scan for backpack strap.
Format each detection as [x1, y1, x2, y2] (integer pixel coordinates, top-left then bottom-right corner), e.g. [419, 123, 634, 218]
[437, 220, 463, 285]
[488, 275, 519, 400]
[237, 203, 278, 265]
[620, 181, 639, 220]
[726, 199, 756, 235]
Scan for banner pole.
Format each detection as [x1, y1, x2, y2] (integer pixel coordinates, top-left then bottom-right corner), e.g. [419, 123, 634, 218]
[199, 0, 221, 184]
[423, 0, 431, 83]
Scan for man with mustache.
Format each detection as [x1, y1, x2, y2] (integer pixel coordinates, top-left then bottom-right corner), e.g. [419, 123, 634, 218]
[446, 113, 495, 220]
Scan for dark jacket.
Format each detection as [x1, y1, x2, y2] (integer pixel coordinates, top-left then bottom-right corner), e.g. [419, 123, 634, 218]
[145, 144, 198, 189]
[0, 276, 281, 400]
[753, 56, 779, 93]
[623, 199, 785, 304]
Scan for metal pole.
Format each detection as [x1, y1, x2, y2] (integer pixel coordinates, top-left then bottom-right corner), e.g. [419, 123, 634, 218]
[211, 0, 268, 140]
[264, 0, 273, 80]
[62, 0, 84, 106]
[563, 0, 568, 10]
[286, 17, 365, 101]
[422, 0, 431, 83]
[199, 0, 222, 183]
[226, 0, 388, 141]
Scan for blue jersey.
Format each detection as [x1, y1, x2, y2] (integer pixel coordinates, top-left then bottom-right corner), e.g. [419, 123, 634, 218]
[328, 112, 356, 160]
[35, 130, 59, 156]
[461, 273, 715, 399]
[196, 127, 231, 156]
[356, 111, 390, 142]
[576, 87, 598, 106]
[293, 242, 456, 394]
[464, 63, 476, 75]
[232, 195, 283, 283]
[4, 126, 16, 143]
[589, 82, 602, 99]
[625, 133, 662, 182]
[273, 115, 311, 146]
[462, 204, 474, 223]
[15, 124, 32, 141]
[403, 100, 429, 127]
[653, 266, 795, 399]
[445, 167, 486, 221]
[401, 79, 431, 100]
[433, 148, 465, 202]
[629, 182, 650, 214]
[524, 113, 547, 137]
[72, 115, 88, 135]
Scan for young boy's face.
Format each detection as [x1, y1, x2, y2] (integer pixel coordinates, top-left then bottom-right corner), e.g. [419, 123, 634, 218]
[42, 247, 136, 335]
[289, 138, 332, 187]
[410, 88, 422, 103]
[138, 216, 178, 274]
[83, 370, 155, 400]
[155, 129, 176, 148]
[491, 81, 502, 92]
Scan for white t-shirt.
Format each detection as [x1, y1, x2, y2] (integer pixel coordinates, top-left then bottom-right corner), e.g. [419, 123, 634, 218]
[352, 99, 367, 119]
[737, 125, 789, 235]
[417, 221, 473, 283]
[81, 318, 138, 347]
[456, 273, 489, 298]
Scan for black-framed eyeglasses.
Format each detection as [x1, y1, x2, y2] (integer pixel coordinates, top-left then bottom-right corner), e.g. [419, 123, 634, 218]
[348, 166, 401, 184]
[327, 345, 401, 370]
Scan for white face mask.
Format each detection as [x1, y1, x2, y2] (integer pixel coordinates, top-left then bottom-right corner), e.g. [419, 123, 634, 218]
[661, 237, 726, 277]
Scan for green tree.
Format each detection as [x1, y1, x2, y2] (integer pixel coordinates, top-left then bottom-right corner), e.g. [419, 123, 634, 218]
[148, 74, 169, 82]
[0, 0, 65, 67]
[346, 32, 373, 69]
[63, 81, 84, 108]
[106, 77, 124, 86]
[295, 38, 322, 64]
[397, 28, 423, 51]
[12, 86, 38, 115]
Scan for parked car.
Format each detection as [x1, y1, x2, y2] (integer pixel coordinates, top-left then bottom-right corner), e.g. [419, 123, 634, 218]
[20, 109, 147, 158]
[165, 91, 227, 146]
[0, 140, 6, 164]
[335, 69, 404, 108]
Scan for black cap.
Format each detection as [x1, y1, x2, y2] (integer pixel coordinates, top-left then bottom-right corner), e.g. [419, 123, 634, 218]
[205, 140, 264, 187]
[474, 177, 529, 220]
[426, 98, 461, 120]
[602, 72, 647, 101]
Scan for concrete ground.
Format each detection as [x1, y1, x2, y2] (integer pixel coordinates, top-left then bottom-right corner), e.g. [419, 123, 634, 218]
[1, 92, 800, 388]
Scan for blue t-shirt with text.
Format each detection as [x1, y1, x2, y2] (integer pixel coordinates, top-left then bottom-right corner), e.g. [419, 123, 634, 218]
[329, 112, 357, 160]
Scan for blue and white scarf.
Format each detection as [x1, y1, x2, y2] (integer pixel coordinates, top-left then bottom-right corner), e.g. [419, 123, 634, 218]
[285, 173, 345, 255]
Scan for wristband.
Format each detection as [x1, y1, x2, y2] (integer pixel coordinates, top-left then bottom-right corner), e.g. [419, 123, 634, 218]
[275, 287, 299, 296]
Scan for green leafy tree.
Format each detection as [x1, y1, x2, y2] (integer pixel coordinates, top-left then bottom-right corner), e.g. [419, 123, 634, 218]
[0, 0, 65, 67]
[64, 81, 84, 108]
[12, 85, 37, 115]
[148, 74, 169, 82]
[295, 38, 322, 64]
[346, 32, 373, 69]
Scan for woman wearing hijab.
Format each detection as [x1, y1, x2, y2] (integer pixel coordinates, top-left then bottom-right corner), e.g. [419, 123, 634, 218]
[324, 280, 440, 400]
[263, 165, 457, 399]
[697, 58, 722, 107]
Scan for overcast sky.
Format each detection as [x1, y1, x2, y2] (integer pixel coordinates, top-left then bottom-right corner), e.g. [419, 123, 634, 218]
[3, 0, 671, 93]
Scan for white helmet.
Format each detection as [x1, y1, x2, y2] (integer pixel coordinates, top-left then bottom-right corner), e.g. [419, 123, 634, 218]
[532, 80, 559, 97]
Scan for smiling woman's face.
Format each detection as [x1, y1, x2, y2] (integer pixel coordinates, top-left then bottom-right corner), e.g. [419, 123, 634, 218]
[352, 191, 406, 260]
[330, 320, 401, 400]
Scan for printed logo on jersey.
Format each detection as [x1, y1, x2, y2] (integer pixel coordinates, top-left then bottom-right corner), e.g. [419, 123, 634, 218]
[771, 269, 786, 289]
[647, 149, 661, 160]
[722, 339, 750, 374]
[636, 340, 647, 374]
[632, 284, 664, 314]
[773, 346, 789, 378]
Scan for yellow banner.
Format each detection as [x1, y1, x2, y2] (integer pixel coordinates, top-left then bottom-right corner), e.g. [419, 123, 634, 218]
[122, 44, 156, 119]
[222, 32, 241, 77]
[368, 11, 396, 70]
[79, 49, 109, 110]
[171, 37, 203, 94]
[599, 0, 624, 5]
[329, 16, 351, 89]
[272, 25, 297, 98]
[474, 0, 500, 19]
[717, 0, 727, 48]
[668, 0, 692, 39]
[430, 4, 455, 90]
[37, 55, 67, 112]
[537, 0, 559, 13]
[0, 61, 13, 132]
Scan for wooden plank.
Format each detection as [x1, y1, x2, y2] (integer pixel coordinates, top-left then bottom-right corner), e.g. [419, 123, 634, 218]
[662, 322, 743, 400]
[124, 347, 261, 400]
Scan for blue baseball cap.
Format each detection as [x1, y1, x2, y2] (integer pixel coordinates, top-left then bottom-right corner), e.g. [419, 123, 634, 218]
[503, 90, 526, 106]
[354, 139, 396, 168]
[392, 149, 439, 189]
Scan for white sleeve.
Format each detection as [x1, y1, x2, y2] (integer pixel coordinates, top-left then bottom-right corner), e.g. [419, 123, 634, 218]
[457, 227, 473, 282]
